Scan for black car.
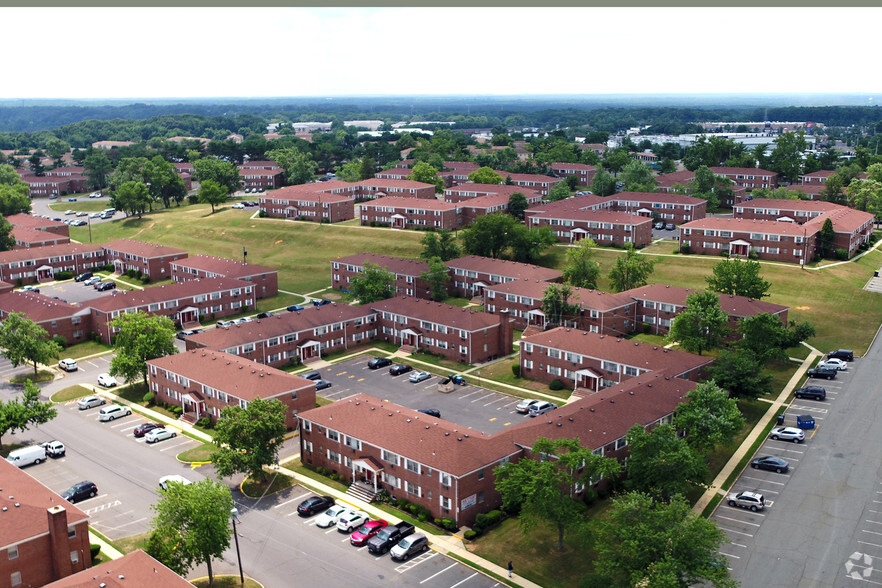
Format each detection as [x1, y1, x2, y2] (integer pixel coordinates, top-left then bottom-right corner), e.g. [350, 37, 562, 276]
[794, 385, 826, 400]
[418, 409, 441, 418]
[301, 370, 322, 381]
[297, 495, 335, 516]
[314, 379, 332, 390]
[750, 456, 789, 473]
[311, 299, 332, 307]
[807, 367, 836, 380]
[75, 272, 93, 282]
[367, 357, 393, 370]
[133, 422, 163, 438]
[62, 481, 98, 503]
[97, 281, 116, 291]
[389, 364, 413, 376]
[287, 305, 305, 312]
[256, 311, 273, 319]
[828, 349, 854, 361]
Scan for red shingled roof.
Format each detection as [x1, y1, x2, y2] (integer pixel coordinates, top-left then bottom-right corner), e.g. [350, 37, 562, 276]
[46, 550, 191, 588]
[626, 284, 788, 318]
[361, 197, 457, 211]
[370, 296, 503, 331]
[487, 280, 635, 312]
[0, 291, 88, 323]
[358, 178, 436, 190]
[170, 254, 275, 279]
[102, 238, 187, 259]
[681, 217, 808, 236]
[0, 242, 104, 264]
[446, 256, 562, 282]
[334, 253, 430, 276]
[87, 277, 251, 312]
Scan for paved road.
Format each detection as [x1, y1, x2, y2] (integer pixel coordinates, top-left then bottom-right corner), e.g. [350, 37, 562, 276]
[722, 350, 882, 586]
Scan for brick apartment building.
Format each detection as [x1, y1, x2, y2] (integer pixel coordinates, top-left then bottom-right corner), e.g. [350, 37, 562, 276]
[238, 168, 285, 190]
[611, 191, 708, 224]
[374, 168, 416, 181]
[101, 239, 188, 279]
[299, 371, 696, 526]
[442, 183, 541, 204]
[22, 176, 70, 198]
[483, 280, 637, 334]
[259, 185, 355, 222]
[88, 277, 255, 342]
[359, 197, 460, 230]
[550, 162, 597, 186]
[184, 303, 379, 368]
[0, 459, 92, 586]
[11, 227, 71, 249]
[709, 166, 779, 191]
[445, 255, 562, 297]
[170, 254, 279, 299]
[46, 550, 191, 587]
[355, 178, 437, 200]
[0, 243, 106, 284]
[457, 193, 543, 226]
[627, 284, 789, 336]
[494, 172, 563, 196]
[331, 253, 432, 299]
[527, 208, 653, 247]
[147, 349, 316, 428]
[371, 297, 513, 364]
[7, 214, 70, 239]
[519, 326, 712, 392]
[0, 291, 92, 345]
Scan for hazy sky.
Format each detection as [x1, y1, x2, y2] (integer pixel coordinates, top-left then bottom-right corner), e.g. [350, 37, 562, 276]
[6, 7, 881, 99]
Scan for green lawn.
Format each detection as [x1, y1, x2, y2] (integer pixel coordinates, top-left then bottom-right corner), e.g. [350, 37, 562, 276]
[49, 200, 108, 212]
[10, 370, 54, 384]
[177, 443, 215, 463]
[51, 385, 90, 402]
[70, 205, 425, 293]
[59, 340, 113, 359]
[112, 532, 150, 555]
[241, 471, 295, 497]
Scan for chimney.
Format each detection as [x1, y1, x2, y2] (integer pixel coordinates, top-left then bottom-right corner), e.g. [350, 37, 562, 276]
[47, 505, 73, 580]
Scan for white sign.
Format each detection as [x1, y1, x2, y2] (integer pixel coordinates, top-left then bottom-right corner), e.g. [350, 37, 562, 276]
[461, 494, 476, 510]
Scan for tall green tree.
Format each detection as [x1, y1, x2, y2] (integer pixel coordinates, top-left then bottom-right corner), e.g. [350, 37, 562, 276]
[335, 159, 362, 182]
[507, 192, 529, 221]
[84, 151, 112, 189]
[28, 153, 45, 177]
[109, 312, 176, 387]
[0, 380, 57, 449]
[407, 161, 444, 193]
[420, 257, 450, 302]
[114, 180, 151, 218]
[673, 381, 745, 453]
[509, 224, 556, 263]
[541, 284, 582, 327]
[603, 150, 631, 177]
[494, 437, 622, 551]
[546, 181, 572, 202]
[0, 163, 32, 215]
[193, 157, 241, 194]
[211, 397, 287, 483]
[467, 166, 504, 184]
[819, 217, 835, 257]
[349, 261, 396, 303]
[706, 350, 772, 400]
[198, 179, 228, 213]
[420, 229, 460, 262]
[705, 257, 771, 299]
[621, 160, 657, 192]
[0, 215, 15, 252]
[594, 492, 735, 588]
[847, 177, 882, 218]
[561, 238, 600, 289]
[624, 423, 708, 501]
[147, 478, 233, 584]
[0, 312, 62, 376]
[461, 213, 518, 259]
[768, 131, 808, 183]
[736, 314, 815, 365]
[144, 155, 187, 207]
[607, 243, 657, 292]
[267, 147, 318, 185]
[358, 156, 376, 180]
[591, 167, 616, 196]
[666, 290, 729, 355]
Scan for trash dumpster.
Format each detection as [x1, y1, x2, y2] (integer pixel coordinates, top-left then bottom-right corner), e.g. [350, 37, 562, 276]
[797, 415, 815, 430]
[777, 414, 786, 426]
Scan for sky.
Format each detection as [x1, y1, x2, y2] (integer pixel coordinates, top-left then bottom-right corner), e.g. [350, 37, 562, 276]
[5, 6, 882, 99]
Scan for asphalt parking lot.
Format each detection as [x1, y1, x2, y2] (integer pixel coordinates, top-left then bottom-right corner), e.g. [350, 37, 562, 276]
[23, 278, 125, 305]
[715, 360, 852, 580]
[307, 356, 538, 435]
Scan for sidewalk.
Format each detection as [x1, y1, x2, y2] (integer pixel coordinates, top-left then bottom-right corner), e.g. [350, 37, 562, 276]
[691, 346, 822, 515]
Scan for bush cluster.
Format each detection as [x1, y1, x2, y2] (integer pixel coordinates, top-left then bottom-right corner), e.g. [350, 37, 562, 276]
[549, 378, 564, 391]
[54, 271, 74, 280]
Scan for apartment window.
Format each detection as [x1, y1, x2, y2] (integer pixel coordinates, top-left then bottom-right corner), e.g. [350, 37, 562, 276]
[440, 472, 451, 487]
[522, 342, 533, 353]
[303, 440, 313, 453]
[382, 449, 400, 465]
[405, 458, 421, 474]
[8, 545, 18, 559]
[326, 428, 340, 442]
[406, 481, 421, 497]
[68, 526, 77, 538]
[71, 550, 79, 564]
[11, 572, 22, 587]
[602, 361, 619, 372]
[478, 468, 485, 481]
[327, 450, 341, 463]
[344, 436, 361, 450]
[523, 359, 533, 369]
[615, 438, 628, 450]
[302, 421, 311, 432]
[440, 496, 451, 509]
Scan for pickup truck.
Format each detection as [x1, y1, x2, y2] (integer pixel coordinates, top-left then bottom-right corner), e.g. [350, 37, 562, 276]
[367, 521, 415, 554]
[807, 367, 837, 380]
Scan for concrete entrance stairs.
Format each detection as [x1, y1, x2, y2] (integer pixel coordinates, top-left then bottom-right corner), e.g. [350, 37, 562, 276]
[179, 412, 198, 425]
[521, 324, 544, 339]
[346, 481, 380, 503]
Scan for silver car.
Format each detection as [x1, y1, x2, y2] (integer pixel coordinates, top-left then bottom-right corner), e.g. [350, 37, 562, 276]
[529, 401, 557, 417]
[409, 371, 432, 383]
[769, 427, 804, 443]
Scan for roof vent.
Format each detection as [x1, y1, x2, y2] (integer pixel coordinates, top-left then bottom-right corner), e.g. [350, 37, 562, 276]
[653, 346, 658, 350]
[426, 426, 429, 430]
[370, 407, 375, 410]
[590, 408, 595, 412]
[557, 423, 562, 427]
[610, 399, 614, 403]
[445, 432, 450, 436]
[14, 503, 20, 507]
[665, 376, 670, 380]
[569, 417, 574, 421]
[355, 402, 360, 406]
[629, 391, 634, 395]
[389, 413, 393, 416]
[458, 437, 462, 441]
[464, 434, 469, 438]
[634, 342, 639, 346]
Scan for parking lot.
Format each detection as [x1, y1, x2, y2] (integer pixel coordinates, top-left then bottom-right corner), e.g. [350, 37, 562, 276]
[716, 358, 853, 581]
[307, 356, 540, 435]
[23, 277, 126, 305]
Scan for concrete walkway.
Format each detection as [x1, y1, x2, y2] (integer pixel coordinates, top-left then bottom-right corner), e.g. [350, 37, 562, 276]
[691, 345, 822, 515]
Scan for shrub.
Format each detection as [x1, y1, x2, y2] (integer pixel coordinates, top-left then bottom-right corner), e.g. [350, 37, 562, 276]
[474, 513, 488, 529]
[258, 210, 268, 218]
[549, 378, 564, 391]
[188, 195, 199, 204]
[835, 248, 849, 260]
[642, 322, 651, 334]
[748, 249, 759, 260]
[583, 488, 599, 506]
[52, 335, 67, 348]
[140, 275, 150, 284]
[440, 517, 457, 531]
[54, 271, 73, 281]
[143, 392, 155, 404]
[89, 544, 101, 559]
[511, 364, 520, 378]
[135, 270, 143, 279]
[395, 498, 409, 509]
[196, 417, 212, 429]
[104, 264, 115, 272]
[463, 530, 477, 540]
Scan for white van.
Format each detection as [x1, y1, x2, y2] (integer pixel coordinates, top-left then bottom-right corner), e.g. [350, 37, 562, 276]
[98, 405, 132, 421]
[6, 445, 47, 468]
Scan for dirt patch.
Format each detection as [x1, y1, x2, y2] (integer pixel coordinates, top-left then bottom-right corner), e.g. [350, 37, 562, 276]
[275, 239, 283, 245]
[324, 291, 343, 300]
[795, 306, 810, 310]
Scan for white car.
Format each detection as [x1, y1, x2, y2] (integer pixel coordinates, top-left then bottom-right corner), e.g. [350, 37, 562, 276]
[64, 209, 76, 215]
[58, 358, 79, 372]
[97, 373, 117, 387]
[516, 399, 541, 414]
[158, 475, 192, 490]
[315, 504, 352, 528]
[769, 426, 805, 443]
[145, 428, 178, 444]
[77, 396, 105, 410]
[336, 510, 369, 533]
[231, 203, 245, 209]
[89, 212, 101, 218]
[819, 358, 847, 371]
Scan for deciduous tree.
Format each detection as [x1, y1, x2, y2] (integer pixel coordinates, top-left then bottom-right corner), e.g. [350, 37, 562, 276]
[705, 257, 771, 299]
[819, 218, 835, 257]
[0, 380, 57, 449]
[267, 147, 318, 185]
[420, 257, 450, 302]
[114, 180, 151, 218]
[507, 193, 528, 221]
[621, 159, 657, 192]
[0, 163, 32, 215]
[603, 149, 631, 177]
[769, 131, 807, 183]
[84, 151, 112, 189]
[211, 397, 287, 483]
[147, 478, 233, 584]
[541, 284, 582, 327]
[197, 179, 228, 213]
[494, 437, 621, 551]
[407, 161, 444, 193]
[462, 213, 518, 259]
[594, 492, 735, 588]
[706, 350, 772, 400]
[509, 224, 556, 263]
[467, 166, 504, 185]
[0, 215, 15, 252]
[666, 290, 729, 355]
[624, 423, 708, 501]
[673, 381, 745, 453]
[546, 181, 571, 202]
[193, 157, 241, 194]
[420, 229, 460, 262]
[109, 312, 176, 387]
[0, 312, 62, 376]
[607, 243, 657, 292]
[562, 238, 600, 289]
[349, 261, 396, 303]
[591, 167, 616, 196]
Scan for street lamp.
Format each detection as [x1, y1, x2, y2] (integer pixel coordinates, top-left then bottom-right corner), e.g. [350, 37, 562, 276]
[230, 507, 244, 585]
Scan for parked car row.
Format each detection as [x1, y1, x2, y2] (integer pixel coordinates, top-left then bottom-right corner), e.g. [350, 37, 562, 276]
[76, 396, 181, 445]
[515, 398, 558, 417]
[297, 495, 429, 561]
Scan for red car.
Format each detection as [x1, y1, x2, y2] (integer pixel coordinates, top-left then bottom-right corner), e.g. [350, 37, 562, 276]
[134, 422, 162, 438]
[350, 520, 388, 546]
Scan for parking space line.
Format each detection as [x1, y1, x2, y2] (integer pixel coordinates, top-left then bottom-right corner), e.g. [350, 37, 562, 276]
[471, 393, 494, 404]
[276, 492, 311, 509]
[717, 526, 754, 538]
[859, 541, 882, 549]
[730, 542, 747, 549]
[419, 563, 457, 584]
[459, 391, 480, 399]
[357, 378, 365, 382]
[111, 420, 137, 429]
[862, 529, 882, 537]
[483, 397, 508, 407]
[488, 417, 497, 422]
[336, 371, 347, 376]
[741, 476, 786, 486]
[159, 439, 194, 452]
[395, 551, 438, 573]
[719, 552, 741, 559]
[716, 515, 761, 527]
[450, 572, 478, 588]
